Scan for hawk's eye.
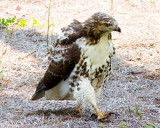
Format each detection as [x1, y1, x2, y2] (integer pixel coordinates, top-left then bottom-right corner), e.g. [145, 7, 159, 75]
[104, 23, 111, 27]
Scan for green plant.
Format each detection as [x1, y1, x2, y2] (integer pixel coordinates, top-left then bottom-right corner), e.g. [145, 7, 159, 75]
[18, 19, 27, 27]
[143, 122, 160, 128]
[46, 0, 52, 51]
[33, 18, 41, 27]
[0, 16, 27, 35]
[119, 121, 127, 128]
[0, 70, 4, 79]
[0, 16, 16, 26]
[100, 123, 103, 128]
[135, 105, 142, 119]
[0, 5, 28, 35]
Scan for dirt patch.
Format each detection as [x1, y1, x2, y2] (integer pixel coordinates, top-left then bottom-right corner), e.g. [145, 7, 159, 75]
[0, 0, 160, 127]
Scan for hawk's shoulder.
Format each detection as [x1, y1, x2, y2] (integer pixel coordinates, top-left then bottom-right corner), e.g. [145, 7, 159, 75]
[54, 20, 85, 46]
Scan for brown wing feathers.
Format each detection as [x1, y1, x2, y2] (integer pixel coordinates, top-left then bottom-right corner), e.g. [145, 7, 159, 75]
[56, 20, 85, 45]
[31, 44, 80, 100]
[43, 44, 80, 90]
[31, 19, 82, 100]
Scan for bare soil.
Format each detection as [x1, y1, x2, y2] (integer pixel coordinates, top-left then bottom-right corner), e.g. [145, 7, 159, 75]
[0, 0, 160, 127]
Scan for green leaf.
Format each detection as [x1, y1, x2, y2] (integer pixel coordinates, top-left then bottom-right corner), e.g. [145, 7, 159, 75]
[150, 122, 154, 128]
[0, 16, 17, 26]
[36, 23, 41, 27]
[2, 18, 5, 24]
[7, 18, 12, 23]
[11, 16, 16, 23]
[33, 18, 41, 27]
[0, 70, 4, 78]
[33, 18, 38, 24]
[17, 18, 20, 22]
[100, 123, 103, 128]
[135, 105, 142, 119]
[18, 20, 26, 27]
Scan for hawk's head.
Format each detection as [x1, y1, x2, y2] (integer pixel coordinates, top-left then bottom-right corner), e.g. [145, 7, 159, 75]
[84, 12, 121, 40]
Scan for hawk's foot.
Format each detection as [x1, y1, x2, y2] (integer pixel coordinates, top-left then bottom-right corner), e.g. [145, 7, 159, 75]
[77, 105, 82, 115]
[97, 112, 110, 120]
[91, 104, 112, 120]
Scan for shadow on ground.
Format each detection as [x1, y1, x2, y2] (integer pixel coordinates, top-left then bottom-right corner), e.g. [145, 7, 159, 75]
[0, 27, 160, 127]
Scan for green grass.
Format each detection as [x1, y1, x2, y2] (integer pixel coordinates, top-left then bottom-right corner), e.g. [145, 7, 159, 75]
[119, 121, 127, 128]
[143, 122, 160, 128]
[135, 105, 142, 120]
[0, 70, 4, 79]
[100, 123, 103, 128]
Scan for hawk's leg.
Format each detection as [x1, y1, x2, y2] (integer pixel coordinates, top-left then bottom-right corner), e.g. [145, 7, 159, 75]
[72, 76, 110, 120]
[77, 104, 81, 114]
[91, 103, 110, 120]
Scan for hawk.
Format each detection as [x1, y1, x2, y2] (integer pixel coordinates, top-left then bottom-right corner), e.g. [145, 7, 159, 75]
[31, 12, 121, 120]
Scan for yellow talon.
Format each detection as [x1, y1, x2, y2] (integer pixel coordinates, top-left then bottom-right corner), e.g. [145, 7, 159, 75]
[77, 105, 81, 114]
[92, 104, 110, 120]
[97, 112, 110, 120]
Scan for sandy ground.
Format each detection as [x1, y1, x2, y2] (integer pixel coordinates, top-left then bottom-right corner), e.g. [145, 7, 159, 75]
[0, 0, 160, 127]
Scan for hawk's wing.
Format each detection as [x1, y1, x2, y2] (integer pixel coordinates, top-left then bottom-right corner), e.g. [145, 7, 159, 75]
[54, 19, 84, 46]
[31, 44, 81, 100]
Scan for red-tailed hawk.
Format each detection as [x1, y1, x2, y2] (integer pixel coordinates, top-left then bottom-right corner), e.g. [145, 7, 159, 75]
[31, 12, 121, 120]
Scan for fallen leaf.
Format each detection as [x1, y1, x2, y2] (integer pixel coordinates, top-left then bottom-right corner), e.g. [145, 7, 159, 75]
[2, 48, 7, 56]
[5, 79, 10, 82]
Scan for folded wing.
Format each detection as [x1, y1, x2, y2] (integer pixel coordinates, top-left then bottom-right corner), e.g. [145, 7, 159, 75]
[31, 44, 81, 100]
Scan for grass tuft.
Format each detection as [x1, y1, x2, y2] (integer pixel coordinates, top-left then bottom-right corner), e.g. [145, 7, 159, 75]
[143, 122, 160, 128]
[100, 123, 103, 128]
[135, 105, 142, 120]
[119, 121, 127, 128]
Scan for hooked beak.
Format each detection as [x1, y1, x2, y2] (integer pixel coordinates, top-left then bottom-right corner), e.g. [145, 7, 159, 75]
[114, 26, 121, 33]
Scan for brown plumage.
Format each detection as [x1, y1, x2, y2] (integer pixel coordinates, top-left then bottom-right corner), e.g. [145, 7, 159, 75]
[55, 12, 120, 46]
[31, 44, 81, 100]
[31, 12, 121, 120]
